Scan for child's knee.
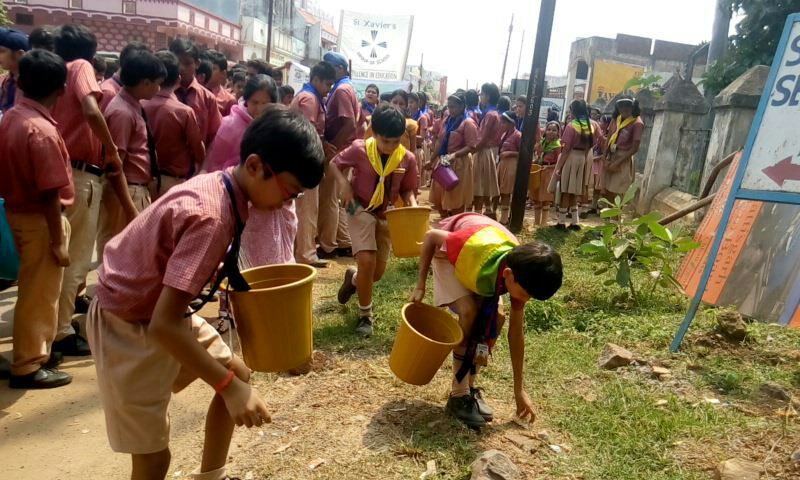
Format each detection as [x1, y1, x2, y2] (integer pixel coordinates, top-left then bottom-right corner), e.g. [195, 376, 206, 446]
[356, 251, 377, 268]
[229, 356, 251, 383]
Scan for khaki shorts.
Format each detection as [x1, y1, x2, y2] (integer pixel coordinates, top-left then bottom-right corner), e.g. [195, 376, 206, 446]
[348, 207, 391, 262]
[86, 301, 233, 454]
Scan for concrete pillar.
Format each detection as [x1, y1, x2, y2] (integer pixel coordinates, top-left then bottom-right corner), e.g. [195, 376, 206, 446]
[701, 65, 770, 192]
[638, 78, 709, 213]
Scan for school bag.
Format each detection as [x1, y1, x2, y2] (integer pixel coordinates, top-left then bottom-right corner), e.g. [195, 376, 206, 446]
[0, 198, 20, 280]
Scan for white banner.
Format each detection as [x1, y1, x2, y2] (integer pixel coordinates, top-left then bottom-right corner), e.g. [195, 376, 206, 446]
[338, 10, 414, 81]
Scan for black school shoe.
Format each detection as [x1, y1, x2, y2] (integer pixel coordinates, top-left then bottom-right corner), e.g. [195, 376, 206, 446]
[355, 315, 374, 337]
[338, 267, 357, 305]
[335, 246, 353, 257]
[51, 333, 91, 356]
[9, 367, 72, 389]
[74, 294, 92, 314]
[446, 395, 486, 430]
[554, 223, 567, 231]
[471, 387, 494, 422]
[568, 224, 582, 231]
[317, 247, 337, 260]
[44, 351, 64, 369]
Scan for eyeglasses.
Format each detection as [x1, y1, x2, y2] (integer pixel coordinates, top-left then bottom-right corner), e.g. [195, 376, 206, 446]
[264, 163, 303, 200]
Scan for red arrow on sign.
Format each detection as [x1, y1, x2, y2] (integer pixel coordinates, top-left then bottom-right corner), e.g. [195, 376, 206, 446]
[762, 156, 800, 187]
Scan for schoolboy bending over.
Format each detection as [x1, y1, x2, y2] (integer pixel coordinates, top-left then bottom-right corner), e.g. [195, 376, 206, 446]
[331, 104, 419, 337]
[86, 108, 325, 480]
[411, 213, 563, 429]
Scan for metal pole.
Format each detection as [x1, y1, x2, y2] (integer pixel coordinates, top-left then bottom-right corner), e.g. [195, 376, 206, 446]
[509, 0, 557, 233]
[515, 29, 526, 94]
[707, 0, 731, 71]
[499, 14, 514, 91]
[265, 0, 274, 64]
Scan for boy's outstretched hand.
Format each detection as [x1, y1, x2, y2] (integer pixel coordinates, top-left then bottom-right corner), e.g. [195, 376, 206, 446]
[515, 390, 536, 423]
[222, 379, 272, 428]
[409, 286, 425, 303]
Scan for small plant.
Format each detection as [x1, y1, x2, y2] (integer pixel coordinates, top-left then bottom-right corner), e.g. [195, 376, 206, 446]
[623, 74, 665, 98]
[580, 184, 700, 304]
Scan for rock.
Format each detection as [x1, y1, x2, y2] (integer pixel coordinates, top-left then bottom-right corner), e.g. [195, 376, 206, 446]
[654, 399, 669, 407]
[597, 343, 634, 369]
[548, 445, 563, 454]
[420, 460, 437, 480]
[470, 450, 520, 480]
[760, 382, 792, 402]
[535, 430, 552, 442]
[505, 433, 537, 453]
[717, 311, 748, 342]
[715, 458, 763, 480]
[791, 449, 800, 464]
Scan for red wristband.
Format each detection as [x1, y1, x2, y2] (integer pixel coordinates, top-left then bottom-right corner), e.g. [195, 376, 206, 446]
[214, 368, 236, 394]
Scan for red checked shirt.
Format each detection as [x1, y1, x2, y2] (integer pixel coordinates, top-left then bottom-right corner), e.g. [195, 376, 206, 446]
[95, 168, 249, 322]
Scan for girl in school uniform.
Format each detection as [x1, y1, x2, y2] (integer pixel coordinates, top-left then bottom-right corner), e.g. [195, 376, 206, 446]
[409, 92, 430, 186]
[531, 121, 562, 226]
[357, 83, 378, 139]
[583, 106, 606, 216]
[472, 83, 502, 217]
[433, 92, 478, 217]
[496, 111, 522, 224]
[549, 99, 601, 230]
[600, 96, 644, 202]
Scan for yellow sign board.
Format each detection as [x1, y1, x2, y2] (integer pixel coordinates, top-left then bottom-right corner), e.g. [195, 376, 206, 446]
[589, 60, 644, 105]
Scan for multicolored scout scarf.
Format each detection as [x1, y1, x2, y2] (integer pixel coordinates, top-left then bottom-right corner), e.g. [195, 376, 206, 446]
[607, 115, 636, 147]
[300, 82, 326, 114]
[446, 219, 519, 380]
[365, 137, 406, 211]
[538, 137, 562, 165]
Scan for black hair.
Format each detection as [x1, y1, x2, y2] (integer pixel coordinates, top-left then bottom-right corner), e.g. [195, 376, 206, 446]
[515, 95, 527, 104]
[465, 89, 479, 108]
[120, 41, 149, 69]
[29, 27, 54, 51]
[169, 38, 199, 62]
[92, 55, 106, 75]
[240, 107, 325, 189]
[365, 83, 379, 94]
[390, 89, 409, 106]
[418, 91, 428, 107]
[408, 92, 420, 105]
[243, 74, 278, 103]
[246, 59, 272, 76]
[53, 24, 97, 62]
[310, 61, 336, 82]
[611, 95, 641, 120]
[480, 82, 500, 105]
[497, 95, 512, 114]
[204, 49, 228, 71]
[506, 242, 563, 301]
[569, 99, 593, 143]
[232, 71, 246, 84]
[18, 49, 67, 101]
[370, 104, 406, 138]
[501, 111, 517, 124]
[120, 50, 166, 87]
[197, 58, 212, 79]
[279, 84, 294, 98]
[155, 50, 180, 88]
[379, 92, 392, 103]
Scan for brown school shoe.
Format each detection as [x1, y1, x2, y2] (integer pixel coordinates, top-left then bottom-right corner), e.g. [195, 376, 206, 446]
[338, 267, 357, 305]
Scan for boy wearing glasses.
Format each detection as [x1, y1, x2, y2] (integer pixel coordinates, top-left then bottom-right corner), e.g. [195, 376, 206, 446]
[329, 104, 419, 337]
[86, 109, 325, 480]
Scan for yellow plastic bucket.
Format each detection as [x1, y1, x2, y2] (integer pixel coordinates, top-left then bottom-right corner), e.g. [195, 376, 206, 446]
[385, 206, 431, 258]
[227, 264, 316, 372]
[389, 303, 464, 386]
[529, 164, 544, 192]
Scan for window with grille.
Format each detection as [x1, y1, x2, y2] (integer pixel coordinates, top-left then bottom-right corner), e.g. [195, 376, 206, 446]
[122, 1, 136, 14]
[69, 0, 83, 9]
[15, 13, 33, 25]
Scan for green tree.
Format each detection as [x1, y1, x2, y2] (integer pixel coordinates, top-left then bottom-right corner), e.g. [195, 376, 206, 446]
[703, 0, 800, 95]
[0, 1, 9, 26]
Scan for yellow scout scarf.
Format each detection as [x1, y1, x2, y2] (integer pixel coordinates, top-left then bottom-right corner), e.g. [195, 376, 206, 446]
[608, 115, 636, 147]
[365, 137, 406, 211]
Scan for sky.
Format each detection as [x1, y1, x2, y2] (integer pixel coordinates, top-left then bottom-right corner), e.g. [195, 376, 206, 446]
[324, 0, 740, 91]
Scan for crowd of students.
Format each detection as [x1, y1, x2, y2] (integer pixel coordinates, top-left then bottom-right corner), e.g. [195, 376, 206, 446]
[0, 22, 645, 479]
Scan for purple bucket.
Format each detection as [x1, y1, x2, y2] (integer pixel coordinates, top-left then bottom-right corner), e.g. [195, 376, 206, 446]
[433, 165, 460, 191]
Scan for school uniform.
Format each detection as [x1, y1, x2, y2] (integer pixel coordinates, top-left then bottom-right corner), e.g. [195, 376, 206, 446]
[143, 89, 204, 196]
[87, 169, 243, 454]
[0, 97, 73, 375]
[550, 120, 602, 196]
[497, 128, 522, 195]
[473, 109, 501, 200]
[441, 117, 479, 212]
[333, 139, 418, 262]
[531, 141, 560, 203]
[599, 117, 644, 194]
[96, 89, 155, 260]
[51, 59, 106, 343]
[175, 77, 222, 146]
[205, 103, 297, 268]
[99, 74, 122, 112]
[210, 84, 237, 117]
[319, 78, 359, 254]
[0, 73, 19, 113]
[291, 88, 327, 264]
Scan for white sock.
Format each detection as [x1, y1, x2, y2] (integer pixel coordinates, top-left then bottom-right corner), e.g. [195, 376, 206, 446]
[191, 467, 226, 480]
[571, 208, 580, 225]
[557, 209, 567, 224]
[351, 271, 358, 287]
[358, 302, 373, 318]
[499, 206, 510, 223]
